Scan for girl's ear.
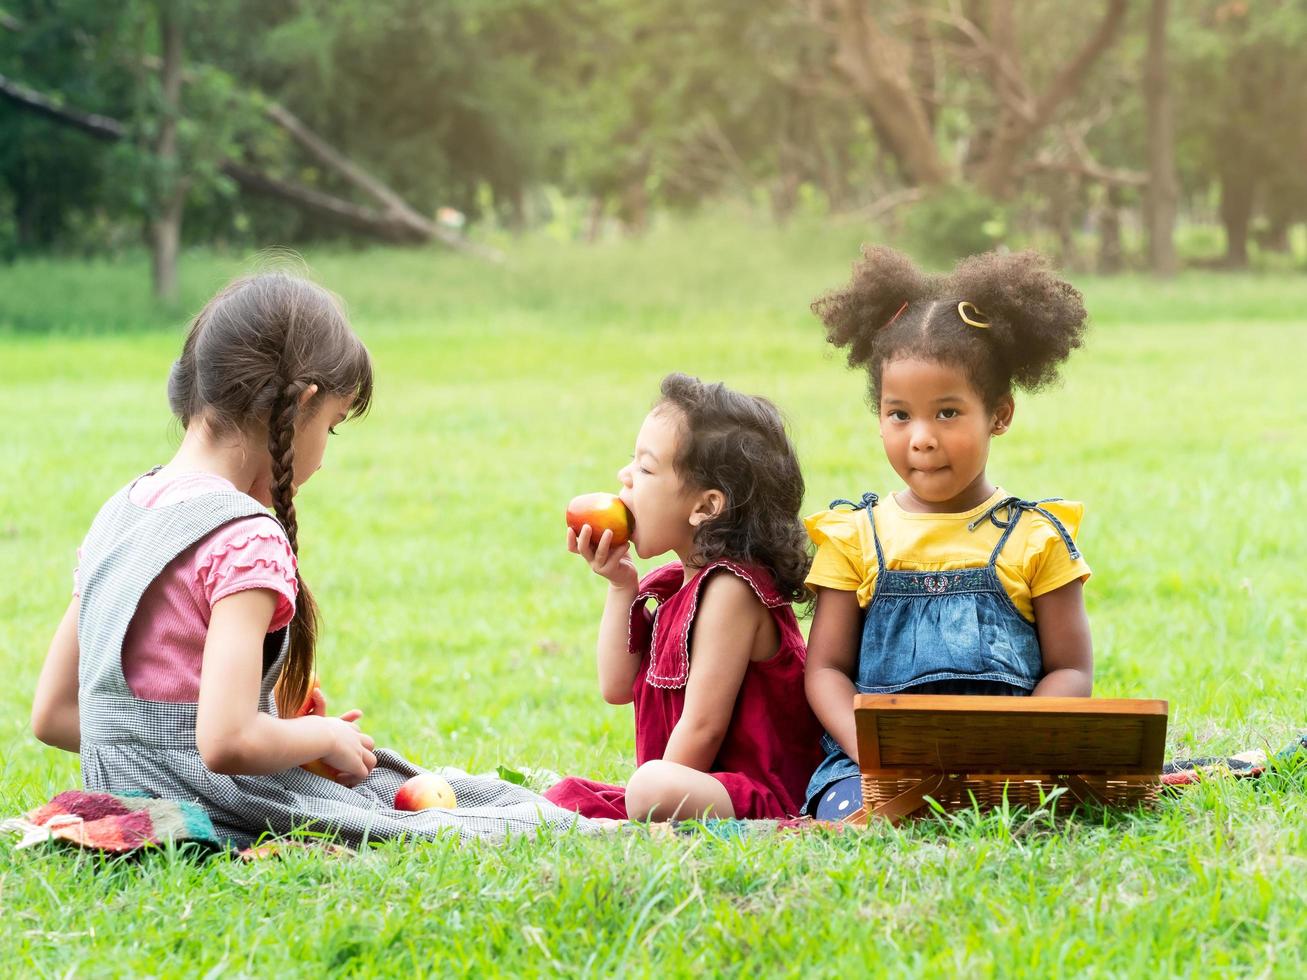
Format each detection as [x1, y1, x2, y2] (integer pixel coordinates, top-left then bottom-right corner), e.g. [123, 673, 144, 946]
[297, 383, 320, 409]
[991, 394, 1015, 435]
[688, 489, 726, 527]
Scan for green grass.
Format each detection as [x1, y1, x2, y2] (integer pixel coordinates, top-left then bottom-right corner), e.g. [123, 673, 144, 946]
[1, 216, 1305, 976]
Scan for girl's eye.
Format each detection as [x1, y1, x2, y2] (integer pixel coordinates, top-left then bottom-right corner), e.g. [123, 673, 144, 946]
[639, 467, 653, 475]
[328, 425, 339, 436]
[938, 408, 959, 420]
[888, 410, 909, 422]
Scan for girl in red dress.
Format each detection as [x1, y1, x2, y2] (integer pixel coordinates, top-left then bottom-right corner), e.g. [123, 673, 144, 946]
[545, 374, 824, 821]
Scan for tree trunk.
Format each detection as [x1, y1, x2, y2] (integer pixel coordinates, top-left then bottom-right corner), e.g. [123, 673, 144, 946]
[1097, 186, 1124, 274]
[149, 3, 185, 302]
[150, 191, 184, 301]
[1261, 217, 1291, 253]
[619, 177, 648, 234]
[908, 5, 938, 132]
[1049, 175, 1079, 270]
[816, 0, 951, 187]
[1219, 169, 1254, 269]
[584, 197, 605, 243]
[973, 0, 1129, 198]
[506, 184, 527, 233]
[1144, 0, 1179, 277]
[770, 172, 801, 224]
[1258, 179, 1295, 253]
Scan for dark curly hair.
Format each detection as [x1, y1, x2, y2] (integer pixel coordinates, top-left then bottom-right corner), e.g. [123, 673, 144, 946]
[811, 246, 1088, 410]
[656, 373, 812, 605]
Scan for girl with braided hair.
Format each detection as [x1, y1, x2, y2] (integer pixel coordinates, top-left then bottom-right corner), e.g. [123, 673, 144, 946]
[802, 246, 1095, 821]
[31, 271, 595, 847]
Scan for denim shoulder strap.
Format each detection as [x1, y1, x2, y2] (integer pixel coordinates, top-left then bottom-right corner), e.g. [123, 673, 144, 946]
[968, 495, 1082, 566]
[828, 492, 883, 570]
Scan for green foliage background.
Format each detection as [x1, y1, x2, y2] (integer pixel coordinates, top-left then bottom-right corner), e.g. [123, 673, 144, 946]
[5, 0, 1307, 268]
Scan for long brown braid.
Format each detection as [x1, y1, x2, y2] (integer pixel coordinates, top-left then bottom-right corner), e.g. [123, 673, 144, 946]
[267, 378, 320, 716]
[167, 271, 372, 718]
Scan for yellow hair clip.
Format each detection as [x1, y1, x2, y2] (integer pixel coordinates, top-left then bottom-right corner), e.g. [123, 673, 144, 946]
[957, 301, 991, 329]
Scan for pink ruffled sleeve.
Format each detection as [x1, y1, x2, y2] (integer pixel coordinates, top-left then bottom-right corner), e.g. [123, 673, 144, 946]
[194, 516, 298, 631]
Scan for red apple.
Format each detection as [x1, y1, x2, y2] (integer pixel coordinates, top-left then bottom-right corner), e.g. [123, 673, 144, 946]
[302, 758, 346, 782]
[296, 678, 344, 780]
[566, 492, 634, 548]
[296, 677, 327, 718]
[394, 773, 458, 811]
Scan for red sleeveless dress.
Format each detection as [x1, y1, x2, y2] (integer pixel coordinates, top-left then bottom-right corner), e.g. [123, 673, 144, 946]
[544, 559, 824, 819]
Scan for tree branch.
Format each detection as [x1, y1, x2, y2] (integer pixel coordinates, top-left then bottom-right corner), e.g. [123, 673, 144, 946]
[261, 101, 436, 240]
[0, 72, 482, 248]
[1021, 126, 1147, 188]
[806, 0, 953, 186]
[0, 72, 126, 140]
[834, 185, 927, 223]
[928, 3, 1032, 121]
[0, 70, 500, 258]
[1030, 0, 1129, 134]
[969, 0, 1129, 196]
[216, 162, 432, 240]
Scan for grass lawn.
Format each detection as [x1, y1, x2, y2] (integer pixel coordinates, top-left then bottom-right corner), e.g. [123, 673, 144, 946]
[1, 216, 1305, 976]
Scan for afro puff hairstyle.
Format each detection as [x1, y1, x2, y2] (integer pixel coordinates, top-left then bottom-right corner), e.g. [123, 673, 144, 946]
[811, 246, 1088, 412]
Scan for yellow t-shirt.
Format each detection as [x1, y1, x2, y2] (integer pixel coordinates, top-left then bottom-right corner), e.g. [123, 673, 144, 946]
[804, 488, 1091, 622]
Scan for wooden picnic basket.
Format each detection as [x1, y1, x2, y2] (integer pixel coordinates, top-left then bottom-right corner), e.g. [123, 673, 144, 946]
[846, 694, 1169, 824]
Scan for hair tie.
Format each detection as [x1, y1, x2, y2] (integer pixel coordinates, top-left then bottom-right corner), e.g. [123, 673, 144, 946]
[885, 300, 909, 329]
[957, 301, 991, 329]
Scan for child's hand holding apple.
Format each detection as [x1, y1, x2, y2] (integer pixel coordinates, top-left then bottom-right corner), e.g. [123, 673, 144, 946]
[314, 709, 377, 787]
[566, 492, 638, 592]
[296, 679, 376, 786]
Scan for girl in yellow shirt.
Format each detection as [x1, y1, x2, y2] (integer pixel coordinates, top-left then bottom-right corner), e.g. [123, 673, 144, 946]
[803, 246, 1093, 820]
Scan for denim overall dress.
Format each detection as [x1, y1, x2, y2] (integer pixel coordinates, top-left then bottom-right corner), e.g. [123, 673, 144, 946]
[805, 492, 1083, 815]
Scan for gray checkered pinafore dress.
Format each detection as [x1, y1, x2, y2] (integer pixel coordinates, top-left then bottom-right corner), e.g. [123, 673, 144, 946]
[77, 474, 595, 848]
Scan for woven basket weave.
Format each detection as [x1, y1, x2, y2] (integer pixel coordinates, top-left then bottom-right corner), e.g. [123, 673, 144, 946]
[861, 771, 1161, 811]
[850, 695, 1168, 823]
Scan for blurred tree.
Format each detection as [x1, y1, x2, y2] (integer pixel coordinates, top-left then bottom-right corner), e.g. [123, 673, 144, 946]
[4, 0, 1306, 275]
[540, 0, 870, 228]
[1174, 0, 1307, 268]
[149, 0, 184, 300]
[0, 0, 262, 295]
[804, 0, 1131, 198]
[1144, 0, 1178, 277]
[0, 2, 127, 251]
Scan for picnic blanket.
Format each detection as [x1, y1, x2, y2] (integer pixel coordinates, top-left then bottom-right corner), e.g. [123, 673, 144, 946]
[8, 736, 1303, 856]
[1, 788, 842, 857]
[0, 789, 359, 860]
[1161, 733, 1306, 787]
[0, 789, 221, 854]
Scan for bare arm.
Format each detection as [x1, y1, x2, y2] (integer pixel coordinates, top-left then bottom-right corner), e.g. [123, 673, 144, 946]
[1031, 578, 1093, 696]
[803, 586, 863, 762]
[195, 590, 376, 783]
[595, 582, 640, 704]
[568, 525, 641, 705]
[31, 598, 82, 752]
[660, 573, 761, 771]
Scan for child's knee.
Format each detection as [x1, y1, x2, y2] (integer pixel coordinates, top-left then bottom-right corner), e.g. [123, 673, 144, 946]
[625, 760, 679, 820]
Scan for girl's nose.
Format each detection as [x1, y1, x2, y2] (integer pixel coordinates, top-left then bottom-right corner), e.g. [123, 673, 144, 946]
[617, 464, 633, 487]
[909, 424, 937, 451]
